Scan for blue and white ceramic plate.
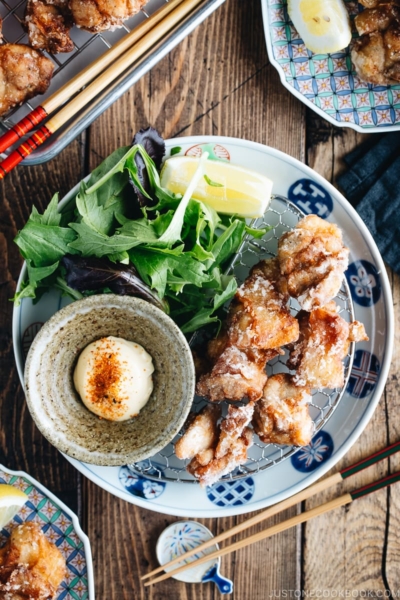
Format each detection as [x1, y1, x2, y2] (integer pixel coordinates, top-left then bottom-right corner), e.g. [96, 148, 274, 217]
[13, 136, 393, 517]
[0, 464, 94, 599]
[262, 0, 400, 132]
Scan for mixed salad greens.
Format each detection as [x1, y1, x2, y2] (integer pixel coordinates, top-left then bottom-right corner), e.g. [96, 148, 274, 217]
[14, 128, 269, 334]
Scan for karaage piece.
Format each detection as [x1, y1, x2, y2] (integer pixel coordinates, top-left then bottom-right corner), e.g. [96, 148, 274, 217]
[355, 2, 400, 35]
[253, 373, 313, 446]
[196, 258, 298, 403]
[70, 0, 147, 32]
[187, 403, 254, 486]
[175, 404, 221, 460]
[228, 258, 299, 350]
[0, 44, 54, 117]
[0, 522, 66, 599]
[196, 346, 279, 403]
[352, 1, 400, 84]
[278, 215, 349, 311]
[25, 0, 74, 54]
[352, 32, 387, 84]
[288, 302, 368, 389]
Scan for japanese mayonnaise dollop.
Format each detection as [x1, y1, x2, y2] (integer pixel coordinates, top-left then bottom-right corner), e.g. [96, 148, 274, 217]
[73, 336, 154, 421]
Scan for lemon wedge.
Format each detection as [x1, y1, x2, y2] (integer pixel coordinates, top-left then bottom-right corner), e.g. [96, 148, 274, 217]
[160, 156, 273, 218]
[0, 484, 28, 528]
[288, 0, 351, 54]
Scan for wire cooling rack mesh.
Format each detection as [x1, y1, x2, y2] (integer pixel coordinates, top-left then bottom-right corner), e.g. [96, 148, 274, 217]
[0, 0, 170, 127]
[128, 195, 356, 484]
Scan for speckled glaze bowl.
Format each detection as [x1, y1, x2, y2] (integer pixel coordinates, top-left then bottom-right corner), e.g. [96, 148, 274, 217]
[24, 295, 195, 466]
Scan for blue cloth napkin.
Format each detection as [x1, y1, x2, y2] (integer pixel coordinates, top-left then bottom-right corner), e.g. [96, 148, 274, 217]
[337, 133, 400, 274]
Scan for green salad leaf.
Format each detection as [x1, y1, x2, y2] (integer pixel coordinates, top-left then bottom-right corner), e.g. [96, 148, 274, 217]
[13, 140, 272, 333]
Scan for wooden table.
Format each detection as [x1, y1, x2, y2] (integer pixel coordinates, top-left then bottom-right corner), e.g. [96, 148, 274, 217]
[1, 0, 399, 596]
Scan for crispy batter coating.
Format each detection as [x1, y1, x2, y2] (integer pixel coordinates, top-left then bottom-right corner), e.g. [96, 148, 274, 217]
[355, 3, 400, 34]
[288, 302, 368, 389]
[196, 258, 298, 403]
[196, 346, 279, 403]
[174, 404, 221, 460]
[253, 373, 313, 446]
[70, 0, 147, 32]
[352, 2, 400, 83]
[278, 215, 349, 311]
[0, 522, 66, 599]
[227, 259, 299, 350]
[0, 44, 54, 117]
[25, 0, 74, 54]
[187, 403, 254, 487]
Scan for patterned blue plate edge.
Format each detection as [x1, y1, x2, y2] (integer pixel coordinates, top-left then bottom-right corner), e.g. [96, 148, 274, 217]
[0, 463, 95, 600]
[260, 0, 400, 134]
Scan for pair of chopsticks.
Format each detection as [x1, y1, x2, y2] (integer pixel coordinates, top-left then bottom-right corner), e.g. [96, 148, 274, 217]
[142, 440, 400, 586]
[0, 0, 203, 179]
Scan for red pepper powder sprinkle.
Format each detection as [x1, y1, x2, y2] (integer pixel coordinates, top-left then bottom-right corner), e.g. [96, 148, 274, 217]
[86, 339, 125, 418]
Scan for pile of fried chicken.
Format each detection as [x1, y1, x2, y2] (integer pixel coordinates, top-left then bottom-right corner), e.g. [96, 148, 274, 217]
[0, 0, 149, 116]
[176, 215, 368, 487]
[0, 522, 66, 599]
[352, 0, 400, 84]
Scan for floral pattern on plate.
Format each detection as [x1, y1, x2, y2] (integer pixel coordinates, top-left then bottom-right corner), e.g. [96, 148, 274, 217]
[346, 260, 381, 307]
[119, 466, 166, 499]
[0, 466, 94, 600]
[262, 0, 400, 132]
[291, 431, 334, 472]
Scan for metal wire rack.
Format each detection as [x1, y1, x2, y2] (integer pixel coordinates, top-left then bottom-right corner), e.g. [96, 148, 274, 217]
[128, 196, 356, 484]
[0, 0, 226, 163]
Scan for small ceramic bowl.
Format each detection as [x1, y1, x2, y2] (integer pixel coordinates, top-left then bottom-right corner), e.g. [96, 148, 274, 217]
[24, 294, 195, 466]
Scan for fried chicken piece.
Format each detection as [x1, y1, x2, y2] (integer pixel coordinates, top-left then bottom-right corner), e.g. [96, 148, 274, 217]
[0, 522, 66, 599]
[187, 403, 254, 487]
[384, 23, 400, 64]
[352, 32, 388, 83]
[25, 0, 74, 54]
[0, 44, 54, 117]
[360, 1, 400, 10]
[278, 215, 349, 311]
[174, 404, 221, 460]
[70, 0, 147, 32]
[253, 374, 313, 446]
[353, 1, 400, 83]
[288, 302, 368, 389]
[196, 258, 298, 403]
[355, 3, 400, 35]
[196, 346, 280, 402]
[228, 258, 299, 350]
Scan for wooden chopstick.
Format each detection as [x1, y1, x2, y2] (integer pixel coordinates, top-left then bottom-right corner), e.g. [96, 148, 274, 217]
[141, 439, 400, 581]
[0, 0, 204, 178]
[0, 0, 186, 155]
[144, 469, 400, 586]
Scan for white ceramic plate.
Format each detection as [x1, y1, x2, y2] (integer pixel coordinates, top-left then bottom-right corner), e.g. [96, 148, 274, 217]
[261, 0, 400, 132]
[13, 136, 393, 517]
[0, 464, 95, 599]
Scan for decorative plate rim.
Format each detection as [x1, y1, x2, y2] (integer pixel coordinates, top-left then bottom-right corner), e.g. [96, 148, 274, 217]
[260, 0, 400, 134]
[0, 463, 95, 599]
[12, 135, 395, 518]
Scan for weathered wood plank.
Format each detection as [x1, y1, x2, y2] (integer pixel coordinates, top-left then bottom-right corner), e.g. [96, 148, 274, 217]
[0, 139, 84, 513]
